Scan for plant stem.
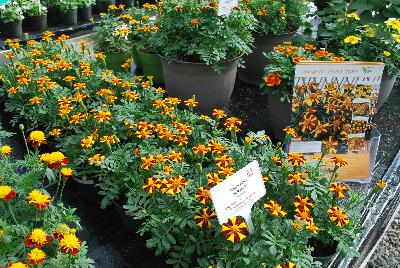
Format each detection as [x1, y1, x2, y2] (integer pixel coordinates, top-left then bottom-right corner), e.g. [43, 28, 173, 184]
[59, 179, 67, 202]
[8, 202, 18, 225]
[54, 172, 62, 201]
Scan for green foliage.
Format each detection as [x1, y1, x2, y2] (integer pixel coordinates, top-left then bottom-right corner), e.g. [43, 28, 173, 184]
[17, 0, 48, 16]
[0, 1, 24, 23]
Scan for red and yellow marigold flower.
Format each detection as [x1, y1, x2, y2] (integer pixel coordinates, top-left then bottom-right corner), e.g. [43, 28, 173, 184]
[194, 208, 216, 228]
[277, 262, 297, 268]
[218, 166, 235, 177]
[288, 172, 306, 184]
[215, 155, 234, 168]
[264, 73, 281, 86]
[306, 218, 319, 234]
[27, 248, 46, 265]
[286, 153, 306, 166]
[0, 185, 16, 202]
[224, 117, 242, 131]
[221, 217, 248, 243]
[272, 156, 282, 166]
[27, 131, 47, 148]
[25, 228, 51, 247]
[195, 187, 211, 205]
[143, 177, 162, 194]
[40, 152, 68, 169]
[212, 109, 226, 119]
[331, 156, 348, 168]
[0, 145, 13, 156]
[141, 156, 156, 170]
[264, 200, 287, 217]
[329, 182, 348, 198]
[27, 190, 51, 210]
[192, 144, 210, 155]
[53, 224, 76, 240]
[167, 151, 182, 162]
[293, 195, 313, 212]
[59, 233, 82, 255]
[207, 172, 222, 186]
[295, 209, 312, 222]
[161, 175, 188, 195]
[61, 167, 74, 179]
[327, 206, 349, 227]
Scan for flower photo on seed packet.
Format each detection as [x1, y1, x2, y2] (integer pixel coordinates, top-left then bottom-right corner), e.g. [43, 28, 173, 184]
[289, 62, 384, 154]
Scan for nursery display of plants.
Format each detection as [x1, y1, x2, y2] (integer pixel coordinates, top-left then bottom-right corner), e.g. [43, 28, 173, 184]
[1, 1, 400, 267]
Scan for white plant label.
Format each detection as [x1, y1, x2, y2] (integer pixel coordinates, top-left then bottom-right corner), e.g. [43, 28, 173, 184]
[288, 140, 322, 154]
[210, 161, 265, 233]
[217, 0, 238, 16]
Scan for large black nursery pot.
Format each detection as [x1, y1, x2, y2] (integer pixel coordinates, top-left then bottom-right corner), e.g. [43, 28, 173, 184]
[112, 200, 141, 236]
[95, 0, 117, 13]
[377, 70, 398, 109]
[61, 8, 78, 26]
[23, 14, 48, 32]
[117, 0, 134, 8]
[267, 91, 291, 141]
[78, 6, 93, 22]
[138, 49, 164, 85]
[310, 238, 338, 267]
[47, 6, 61, 26]
[238, 32, 297, 85]
[73, 177, 102, 205]
[1, 20, 23, 38]
[160, 56, 239, 114]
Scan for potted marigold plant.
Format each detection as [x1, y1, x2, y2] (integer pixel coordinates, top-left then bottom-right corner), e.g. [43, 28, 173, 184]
[237, 0, 312, 85]
[21, 0, 48, 32]
[150, 0, 256, 113]
[0, 1, 24, 38]
[92, 12, 132, 72]
[77, 0, 96, 21]
[262, 43, 345, 139]
[54, 0, 79, 26]
[320, 13, 400, 108]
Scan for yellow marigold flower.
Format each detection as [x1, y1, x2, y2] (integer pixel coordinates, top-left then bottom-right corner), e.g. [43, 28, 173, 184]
[212, 109, 226, 119]
[376, 179, 385, 190]
[94, 110, 112, 123]
[283, 127, 298, 138]
[221, 217, 248, 243]
[94, 53, 106, 61]
[384, 51, 391, 57]
[7, 262, 28, 268]
[291, 220, 302, 231]
[306, 218, 319, 234]
[25, 228, 51, 247]
[59, 233, 82, 255]
[0, 145, 13, 156]
[0, 228, 4, 239]
[27, 190, 51, 210]
[245, 136, 254, 143]
[27, 248, 47, 265]
[7, 86, 18, 95]
[393, 34, 400, 42]
[184, 98, 198, 107]
[264, 200, 287, 217]
[88, 154, 105, 165]
[327, 206, 349, 227]
[277, 262, 297, 268]
[346, 12, 360, 20]
[81, 136, 95, 148]
[27, 131, 47, 148]
[194, 208, 216, 228]
[386, 18, 400, 31]
[344, 35, 361, 45]
[40, 152, 68, 169]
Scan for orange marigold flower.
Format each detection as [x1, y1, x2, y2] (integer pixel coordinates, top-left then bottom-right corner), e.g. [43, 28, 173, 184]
[286, 153, 306, 166]
[195, 187, 211, 205]
[88, 154, 105, 165]
[27, 131, 47, 148]
[184, 98, 198, 107]
[212, 109, 226, 119]
[331, 156, 348, 167]
[218, 166, 235, 177]
[221, 217, 248, 243]
[224, 117, 242, 131]
[329, 182, 348, 198]
[191, 18, 199, 26]
[264, 200, 287, 217]
[376, 179, 385, 190]
[304, 44, 317, 50]
[327, 206, 349, 227]
[315, 50, 331, 57]
[25, 228, 51, 247]
[141, 156, 156, 170]
[295, 208, 312, 222]
[61, 167, 74, 180]
[94, 110, 112, 123]
[143, 177, 162, 194]
[81, 136, 95, 148]
[264, 73, 281, 86]
[0, 185, 16, 202]
[27, 248, 46, 265]
[283, 127, 298, 138]
[194, 208, 216, 228]
[49, 129, 61, 137]
[192, 144, 209, 155]
[73, 82, 86, 90]
[215, 155, 234, 168]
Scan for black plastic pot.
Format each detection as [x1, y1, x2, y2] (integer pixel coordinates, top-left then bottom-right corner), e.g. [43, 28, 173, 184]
[23, 14, 48, 32]
[78, 6, 93, 22]
[95, 0, 117, 12]
[73, 177, 102, 205]
[47, 6, 61, 26]
[1, 20, 23, 38]
[61, 8, 78, 26]
[160, 56, 239, 114]
[238, 32, 297, 85]
[310, 239, 338, 267]
[267, 91, 291, 141]
[113, 200, 141, 236]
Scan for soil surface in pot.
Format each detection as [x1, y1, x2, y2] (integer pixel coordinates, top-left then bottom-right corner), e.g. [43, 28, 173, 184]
[309, 238, 338, 257]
